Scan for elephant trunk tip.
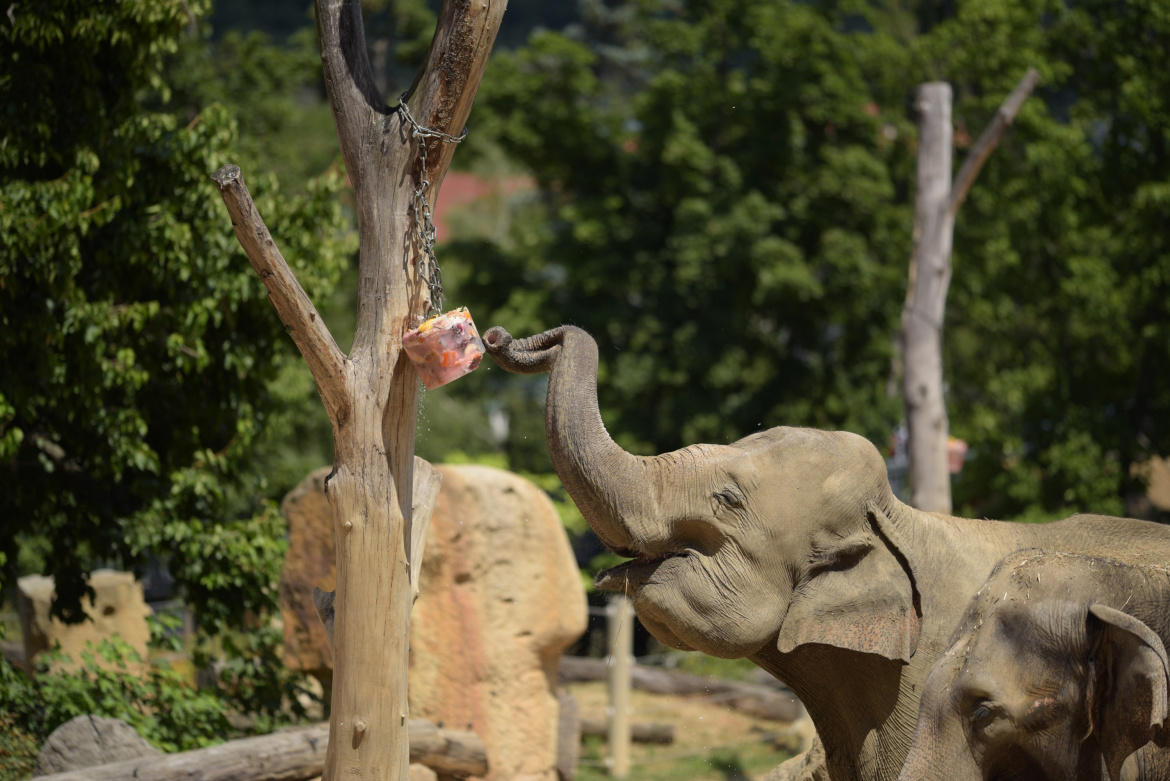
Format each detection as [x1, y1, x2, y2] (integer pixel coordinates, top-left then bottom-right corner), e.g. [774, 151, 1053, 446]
[484, 325, 566, 375]
[484, 325, 512, 350]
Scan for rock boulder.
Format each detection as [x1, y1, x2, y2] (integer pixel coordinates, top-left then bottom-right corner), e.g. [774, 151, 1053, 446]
[410, 465, 588, 781]
[279, 466, 335, 689]
[17, 571, 152, 673]
[34, 715, 160, 776]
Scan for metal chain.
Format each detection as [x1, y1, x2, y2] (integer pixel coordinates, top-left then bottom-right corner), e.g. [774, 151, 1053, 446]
[398, 93, 467, 316]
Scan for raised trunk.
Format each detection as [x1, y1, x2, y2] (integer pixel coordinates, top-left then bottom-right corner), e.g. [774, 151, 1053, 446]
[485, 326, 682, 553]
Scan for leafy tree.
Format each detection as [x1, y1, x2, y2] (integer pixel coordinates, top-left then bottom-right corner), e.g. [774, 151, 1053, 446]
[0, 0, 354, 682]
[449, 1, 912, 457]
[938, 0, 1170, 522]
[442, 0, 1170, 526]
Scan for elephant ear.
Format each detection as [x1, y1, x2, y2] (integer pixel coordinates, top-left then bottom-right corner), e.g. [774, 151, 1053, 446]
[777, 504, 921, 662]
[1089, 604, 1170, 781]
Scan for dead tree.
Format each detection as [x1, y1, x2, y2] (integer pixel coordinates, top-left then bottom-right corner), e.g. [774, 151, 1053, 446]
[902, 69, 1040, 514]
[211, 1, 506, 779]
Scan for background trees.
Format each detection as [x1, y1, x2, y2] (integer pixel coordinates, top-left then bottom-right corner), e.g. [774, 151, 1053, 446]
[0, 0, 353, 720]
[440, 0, 1170, 526]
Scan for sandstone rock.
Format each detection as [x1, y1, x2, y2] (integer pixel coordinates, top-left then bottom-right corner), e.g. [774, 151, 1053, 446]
[410, 465, 588, 781]
[279, 466, 335, 679]
[279, 464, 588, 781]
[410, 764, 439, 781]
[17, 570, 152, 673]
[34, 715, 160, 776]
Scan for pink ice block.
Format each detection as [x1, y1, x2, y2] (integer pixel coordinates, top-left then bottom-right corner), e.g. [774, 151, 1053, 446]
[403, 307, 485, 390]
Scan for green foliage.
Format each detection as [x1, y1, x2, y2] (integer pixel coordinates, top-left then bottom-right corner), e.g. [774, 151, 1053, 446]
[669, 652, 759, 682]
[575, 736, 787, 781]
[192, 619, 314, 729]
[0, 715, 39, 781]
[0, 629, 232, 765]
[0, 0, 354, 658]
[451, 4, 911, 458]
[912, 0, 1170, 521]
[437, 0, 1170, 525]
[167, 26, 341, 185]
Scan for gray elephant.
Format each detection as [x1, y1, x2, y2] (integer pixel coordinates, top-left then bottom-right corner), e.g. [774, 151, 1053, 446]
[900, 550, 1170, 781]
[484, 325, 1170, 781]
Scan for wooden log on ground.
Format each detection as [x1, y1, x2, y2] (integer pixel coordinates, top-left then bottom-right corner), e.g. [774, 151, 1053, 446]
[406, 719, 489, 777]
[35, 720, 487, 781]
[559, 656, 801, 722]
[579, 718, 675, 744]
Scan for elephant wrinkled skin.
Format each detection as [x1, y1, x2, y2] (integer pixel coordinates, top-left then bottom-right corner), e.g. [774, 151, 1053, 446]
[900, 551, 1170, 781]
[484, 325, 1170, 781]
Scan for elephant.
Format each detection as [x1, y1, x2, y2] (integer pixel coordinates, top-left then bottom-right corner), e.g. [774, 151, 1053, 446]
[900, 550, 1170, 781]
[483, 324, 1170, 781]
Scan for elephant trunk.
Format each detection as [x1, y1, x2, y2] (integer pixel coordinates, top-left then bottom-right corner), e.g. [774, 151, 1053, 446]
[484, 325, 670, 554]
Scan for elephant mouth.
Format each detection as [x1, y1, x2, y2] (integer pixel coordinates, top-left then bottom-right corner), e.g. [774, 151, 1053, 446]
[594, 548, 692, 591]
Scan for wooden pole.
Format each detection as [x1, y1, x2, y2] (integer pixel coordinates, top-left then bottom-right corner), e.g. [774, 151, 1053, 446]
[607, 596, 633, 778]
[212, 2, 506, 780]
[901, 70, 1039, 514]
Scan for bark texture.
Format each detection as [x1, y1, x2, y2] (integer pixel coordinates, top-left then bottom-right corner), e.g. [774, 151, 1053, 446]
[212, 2, 505, 779]
[902, 70, 1039, 514]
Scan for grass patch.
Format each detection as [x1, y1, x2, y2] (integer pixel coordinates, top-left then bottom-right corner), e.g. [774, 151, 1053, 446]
[568, 681, 792, 781]
[576, 738, 789, 781]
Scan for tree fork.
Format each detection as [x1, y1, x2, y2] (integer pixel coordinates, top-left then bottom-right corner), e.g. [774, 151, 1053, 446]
[902, 69, 1039, 514]
[213, 2, 506, 779]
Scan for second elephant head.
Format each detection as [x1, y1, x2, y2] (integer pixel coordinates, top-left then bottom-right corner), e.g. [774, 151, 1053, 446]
[900, 551, 1170, 781]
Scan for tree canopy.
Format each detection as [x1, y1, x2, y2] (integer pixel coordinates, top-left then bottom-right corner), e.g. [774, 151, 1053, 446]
[441, 0, 1170, 525]
[0, 0, 354, 636]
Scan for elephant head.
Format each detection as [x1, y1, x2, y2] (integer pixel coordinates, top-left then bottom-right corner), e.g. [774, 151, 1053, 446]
[899, 551, 1170, 781]
[484, 325, 920, 662]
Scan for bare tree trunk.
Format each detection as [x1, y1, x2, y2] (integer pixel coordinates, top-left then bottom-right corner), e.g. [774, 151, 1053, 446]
[902, 70, 1039, 514]
[211, 2, 506, 780]
[903, 82, 954, 515]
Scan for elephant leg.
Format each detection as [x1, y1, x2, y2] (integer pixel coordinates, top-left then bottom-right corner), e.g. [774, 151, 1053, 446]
[764, 735, 830, 781]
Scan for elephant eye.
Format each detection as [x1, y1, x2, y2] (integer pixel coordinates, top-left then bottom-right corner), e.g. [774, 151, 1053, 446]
[714, 486, 745, 510]
[971, 702, 995, 730]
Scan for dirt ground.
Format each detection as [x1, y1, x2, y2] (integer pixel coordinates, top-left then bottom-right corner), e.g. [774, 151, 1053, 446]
[567, 681, 794, 781]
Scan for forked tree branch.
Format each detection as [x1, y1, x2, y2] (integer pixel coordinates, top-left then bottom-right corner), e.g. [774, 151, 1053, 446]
[212, 164, 350, 427]
[316, 0, 506, 365]
[315, 0, 385, 195]
[948, 68, 1041, 216]
[404, 0, 508, 193]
